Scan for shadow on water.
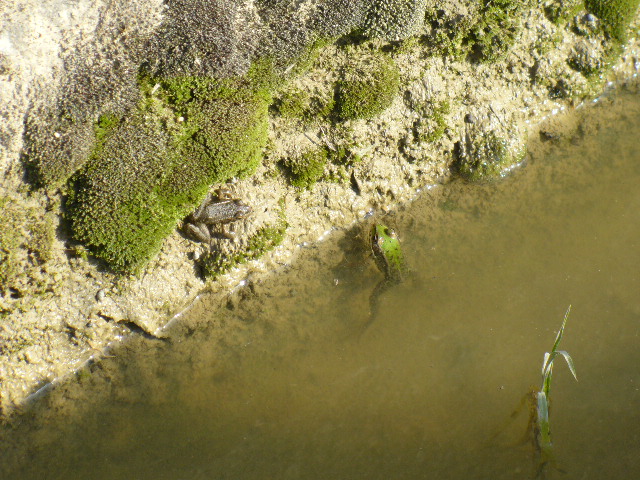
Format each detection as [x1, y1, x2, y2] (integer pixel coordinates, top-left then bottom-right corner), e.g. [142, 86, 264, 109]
[3, 84, 640, 479]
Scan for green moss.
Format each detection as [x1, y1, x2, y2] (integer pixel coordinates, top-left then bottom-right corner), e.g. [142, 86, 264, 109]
[420, 101, 450, 143]
[94, 114, 120, 144]
[334, 54, 400, 120]
[422, 9, 475, 59]
[66, 62, 274, 272]
[586, 0, 640, 41]
[423, 1, 533, 63]
[285, 36, 334, 78]
[0, 197, 21, 295]
[30, 212, 56, 264]
[455, 131, 526, 181]
[274, 88, 310, 118]
[327, 143, 362, 166]
[545, 0, 585, 25]
[201, 200, 288, 278]
[307, 93, 336, 121]
[283, 147, 328, 189]
[468, 0, 533, 63]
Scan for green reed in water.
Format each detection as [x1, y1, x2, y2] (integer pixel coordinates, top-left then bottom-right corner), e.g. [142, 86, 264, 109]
[533, 305, 578, 474]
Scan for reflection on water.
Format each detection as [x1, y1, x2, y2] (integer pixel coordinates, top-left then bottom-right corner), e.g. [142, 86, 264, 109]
[3, 86, 640, 479]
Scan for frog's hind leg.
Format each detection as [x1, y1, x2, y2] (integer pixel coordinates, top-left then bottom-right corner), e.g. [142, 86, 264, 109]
[193, 192, 214, 219]
[185, 223, 212, 245]
[361, 279, 392, 332]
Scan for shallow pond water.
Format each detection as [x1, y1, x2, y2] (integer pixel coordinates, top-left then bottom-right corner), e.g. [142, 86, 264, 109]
[2, 85, 640, 479]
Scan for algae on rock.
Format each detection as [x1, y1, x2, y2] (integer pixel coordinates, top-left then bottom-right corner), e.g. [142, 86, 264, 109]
[334, 54, 400, 120]
[454, 129, 526, 182]
[66, 66, 273, 273]
[585, 0, 640, 42]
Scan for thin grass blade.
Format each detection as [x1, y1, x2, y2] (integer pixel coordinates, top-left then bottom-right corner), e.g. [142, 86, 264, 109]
[550, 305, 571, 354]
[555, 350, 578, 381]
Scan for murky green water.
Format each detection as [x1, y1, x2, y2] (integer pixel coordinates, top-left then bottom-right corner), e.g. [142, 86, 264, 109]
[3, 86, 640, 479]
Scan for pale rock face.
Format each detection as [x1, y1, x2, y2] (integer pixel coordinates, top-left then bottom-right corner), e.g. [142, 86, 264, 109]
[363, 0, 428, 40]
[6, 0, 438, 184]
[0, 0, 164, 182]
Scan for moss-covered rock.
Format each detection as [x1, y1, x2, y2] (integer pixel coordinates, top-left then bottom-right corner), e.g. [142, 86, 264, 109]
[544, 0, 585, 25]
[423, 0, 533, 63]
[66, 65, 273, 273]
[418, 100, 451, 143]
[334, 54, 400, 120]
[362, 0, 427, 41]
[585, 0, 640, 42]
[422, 9, 475, 59]
[454, 130, 526, 181]
[468, 0, 533, 63]
[283, 148, 329, 189]
[273, 88, 310, 119]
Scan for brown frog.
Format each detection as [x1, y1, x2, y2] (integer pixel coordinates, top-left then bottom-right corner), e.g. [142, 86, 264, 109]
[184, 188, 252, 245]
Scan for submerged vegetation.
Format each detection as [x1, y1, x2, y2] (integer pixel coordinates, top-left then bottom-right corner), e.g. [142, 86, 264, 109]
[532, 306, 578, 476]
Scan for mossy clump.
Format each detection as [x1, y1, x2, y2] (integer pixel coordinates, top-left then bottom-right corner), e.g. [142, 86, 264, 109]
[273, 88, 310, 118]
[200, 202, 288, 278]
[66, 63, 274, 272]
[422, 9, 475, 59]
[419, 101, 451, 143]
[585, 0, 640, 42]
[362, 0, 427, 41]
[544, 0, 585, 25]
[334, 54, 400, 120]
[423, 1, 533, 62]
[283, 148, 328, 189]
[454, 131, 526, 181]
[468, 0, 534, 63]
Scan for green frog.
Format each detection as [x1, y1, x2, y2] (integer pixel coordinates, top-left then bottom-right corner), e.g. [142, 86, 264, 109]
[367, 223, 407, 325]
[371, 223, 405, 283]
